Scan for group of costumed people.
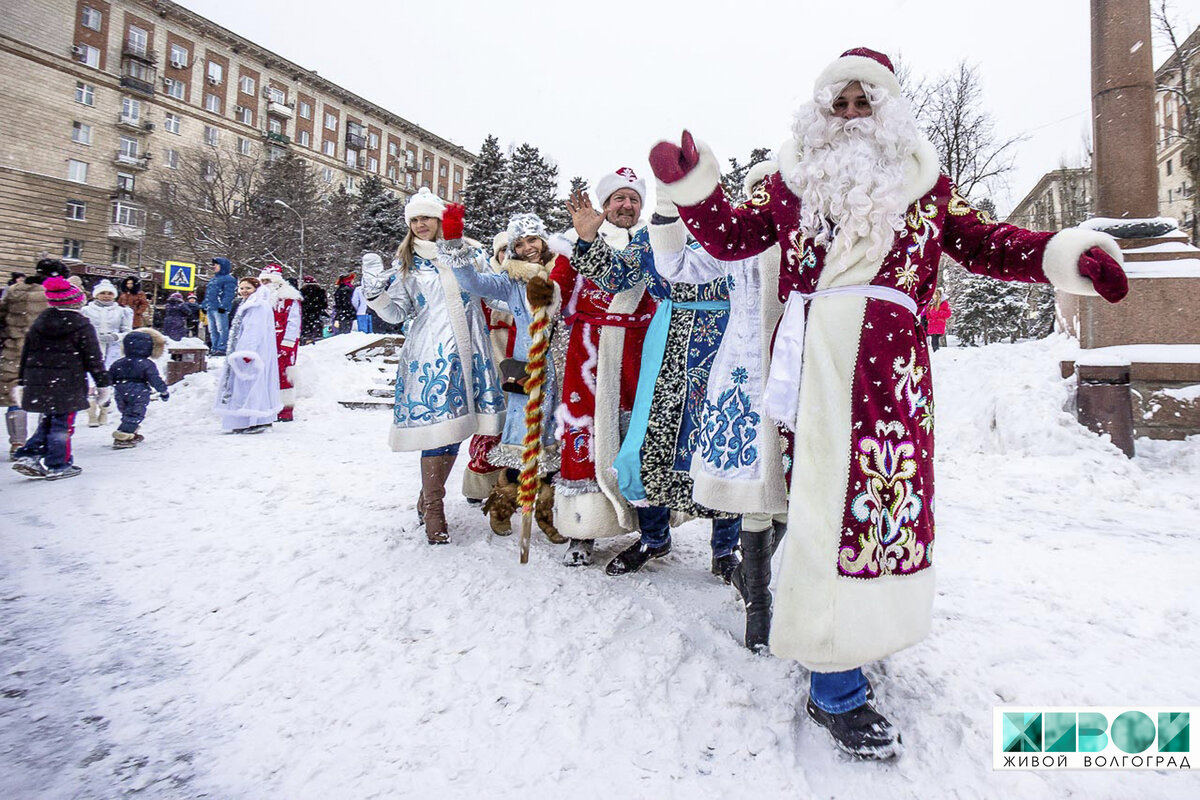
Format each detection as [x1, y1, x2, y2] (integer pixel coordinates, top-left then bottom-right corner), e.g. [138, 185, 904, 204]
[212, 264, 302, 433]
[359, 47, 1129, 760]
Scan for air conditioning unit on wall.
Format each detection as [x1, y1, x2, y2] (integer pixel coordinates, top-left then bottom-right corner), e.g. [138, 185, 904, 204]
[71, 45, 85, 56]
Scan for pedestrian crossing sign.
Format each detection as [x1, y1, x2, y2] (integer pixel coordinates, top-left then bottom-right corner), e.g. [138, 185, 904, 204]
[164, 261, 196, 291]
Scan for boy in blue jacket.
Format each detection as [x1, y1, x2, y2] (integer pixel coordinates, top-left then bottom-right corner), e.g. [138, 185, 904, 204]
[202, 257, 237, 355]
[109, 329, 169, 449]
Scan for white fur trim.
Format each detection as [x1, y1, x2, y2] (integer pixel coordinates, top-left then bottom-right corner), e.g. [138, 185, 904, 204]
[595, 168, 647, 206]
[279, 388, 295, 406]
[389, 413, 498, 452]
[648, 218, 688, 254]
[663, 141, 722, 207]
[1041, 228, 1121, 296]
[813, 55, 902, 100]
[228, 350, 263, 379]
[462, 464, 501, 501]
[742, 160, 778, 199]
[554, 485, 628, 539]
[404, 187, 446, 223]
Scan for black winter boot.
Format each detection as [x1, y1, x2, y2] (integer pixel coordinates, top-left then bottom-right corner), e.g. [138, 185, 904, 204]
[605, 539, 671, 575]
[710, 552, 740, 584]
[732, 528, 772, 652]
[805, 698, 902, 760]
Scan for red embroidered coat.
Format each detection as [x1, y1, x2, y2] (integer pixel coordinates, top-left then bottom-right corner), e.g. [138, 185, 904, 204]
[269, 283, 301, 401]
[548, 223, 657, 540]
[669, 136, 1117, 671]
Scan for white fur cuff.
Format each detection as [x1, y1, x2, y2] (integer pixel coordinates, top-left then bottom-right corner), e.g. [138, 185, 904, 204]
[1042, 228, 1122, 296]
[664, 141, 722, 208]
[228, 350, 263, 379]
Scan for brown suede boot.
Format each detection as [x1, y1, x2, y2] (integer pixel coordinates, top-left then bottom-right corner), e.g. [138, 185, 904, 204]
[482, 481, 518, 536]
[420, 453, 457, 544]
[535, 480, 566, 543]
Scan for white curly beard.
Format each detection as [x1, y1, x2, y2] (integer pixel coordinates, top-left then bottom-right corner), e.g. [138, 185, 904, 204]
[789, 82, 922, 266]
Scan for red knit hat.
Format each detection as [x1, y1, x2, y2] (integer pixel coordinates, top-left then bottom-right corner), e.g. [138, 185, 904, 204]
[813, 47, 902, 99]
[44, 276, 86, 307]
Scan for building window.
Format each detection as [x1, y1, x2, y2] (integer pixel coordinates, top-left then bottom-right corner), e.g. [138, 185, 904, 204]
[298, 130, 310, 147]
[126, 26, 148, 58]
[203, 125, 219, 146]
[204, 93, 221, 113]
[268, 117, 283, 135]
[237, 106, 253, 125]
[323, 140, 335, 157]
[162, 219, 174, 236]
[164, 148, 179, 169]
[388, 142, 398, 157]
[112, 244, 132, 265]
[67, 159, 88, 183]
[169, 43, 188, 68]
[423, 156, 432, 170]
[66, 200, 86, 220]
[369, 133, 379, 150]
[322, 167, 334, 183]
[1167, 159, 1173, 176]
[119, 135, 139, 161]
[238, 137, 252, 156]
[346, 149, 358, 168]
[387, 165, 397, 180]
[62, 239, 83, 259]
[112, 202, 145, 228]
[298, 101, 311, 119]
[346, 176, 356, 192]
[117, 172, 135, 193]
[324, 112, 337, 131]
[201, 160, 216, 181]
[439, 164, 447, 177]
[405, 173, 414, 188]
[75, 81, 94, 106]
[267, 86, 285, 104]
[164, 78, 185, 100]
[71, 121, 92, 145]
[164, 113, 181, 134]
[454, 168, 462, 183]
[207, 61, 223, 84]
[368, 156, 378, 173]
[81, 6, 102, 30]
[239, 75, 255, 95]
[121, 97, 141, 123]
[76, 44, 100, 68]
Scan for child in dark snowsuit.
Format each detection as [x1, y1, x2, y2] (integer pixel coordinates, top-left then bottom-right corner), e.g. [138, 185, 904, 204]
[109, 329, 169, 449]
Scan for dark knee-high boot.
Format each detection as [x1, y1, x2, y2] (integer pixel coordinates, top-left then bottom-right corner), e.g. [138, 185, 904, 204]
[732, 528, 773, 653]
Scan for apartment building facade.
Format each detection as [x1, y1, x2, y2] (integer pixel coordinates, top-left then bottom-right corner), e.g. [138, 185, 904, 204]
[0, 0, 473, 281]
[1155, 25, 1198, 238]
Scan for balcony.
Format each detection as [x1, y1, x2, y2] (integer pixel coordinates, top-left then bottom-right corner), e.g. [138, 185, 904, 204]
[107, 223, 145, 241]
[119, 74, 156, 97]
[345, 132, 367, 150]
[113, 152, 151, 170]
[122, 42, 158, 64]
[266, 99, 294, 119]
[116, 114, 154, 133]
[263, 130, 290, 145]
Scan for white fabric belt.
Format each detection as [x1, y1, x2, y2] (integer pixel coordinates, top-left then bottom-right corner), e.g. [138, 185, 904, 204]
[763, 284, 919, 429]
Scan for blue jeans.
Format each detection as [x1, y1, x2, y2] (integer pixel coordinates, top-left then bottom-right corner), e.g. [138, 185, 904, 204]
[711, 516, 741, 558]
[15, 412, 76, 468]
[356, 314, 373, 333]
[810, 668, 869, 714]
[637, 505, 671, 548]
[207, 309, 230, 353]
[421, 443, 461, 457]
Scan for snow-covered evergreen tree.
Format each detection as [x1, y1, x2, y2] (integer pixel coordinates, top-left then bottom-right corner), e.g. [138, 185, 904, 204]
[720, 147, 773, 204]
[501, 143, 562, 232]
[462, 135, 509, 242]
[352, 174, 407, 255]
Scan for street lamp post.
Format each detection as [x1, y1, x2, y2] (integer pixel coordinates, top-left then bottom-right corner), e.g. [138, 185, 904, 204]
[273, 199, 305, 283]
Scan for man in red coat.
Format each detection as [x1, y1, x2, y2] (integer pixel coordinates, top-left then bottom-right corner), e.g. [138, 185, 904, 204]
[650, 47, 1128, 758]
[258, 264, 301, 422]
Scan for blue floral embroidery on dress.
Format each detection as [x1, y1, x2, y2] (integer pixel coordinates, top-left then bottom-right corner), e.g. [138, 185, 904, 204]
[696, 375, 760, 470]
[394, 342, 467, 426]
[472, 352, 505, 414]
[731, 367, 748, 385]
[416, 293, 427, 308]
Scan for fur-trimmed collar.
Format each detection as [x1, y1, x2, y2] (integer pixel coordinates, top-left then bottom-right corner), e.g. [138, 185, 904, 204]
[775, 134, 941, 205]
[497, 257, 551, 283]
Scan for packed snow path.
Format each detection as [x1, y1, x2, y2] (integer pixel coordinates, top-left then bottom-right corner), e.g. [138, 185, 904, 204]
[2, 334, 1196, 798]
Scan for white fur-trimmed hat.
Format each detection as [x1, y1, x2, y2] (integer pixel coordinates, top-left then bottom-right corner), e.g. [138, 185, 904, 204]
[91, 278, 118, 297]
[491, 231, 509, 257]
[258, 263, 284, 283]
[742, 160, 778, 198]
[404, 187, 445, 223]
[813, 47, 902, 100]
[595, 167, 646, 206]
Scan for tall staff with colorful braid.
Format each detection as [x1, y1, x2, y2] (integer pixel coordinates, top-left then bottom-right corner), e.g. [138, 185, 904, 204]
[517, 295, 551, 562]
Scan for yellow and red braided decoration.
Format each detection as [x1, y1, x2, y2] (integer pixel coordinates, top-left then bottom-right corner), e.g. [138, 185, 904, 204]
[517, 302, 551, 563]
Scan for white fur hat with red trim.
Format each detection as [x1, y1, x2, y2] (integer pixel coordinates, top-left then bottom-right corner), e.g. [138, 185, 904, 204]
[595, 167, 646, 206]
[813, 47, 902, 100]
[258, 263, 284, 283]
[404, 187, 445, 223]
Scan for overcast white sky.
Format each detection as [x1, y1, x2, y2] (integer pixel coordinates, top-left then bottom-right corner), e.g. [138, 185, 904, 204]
[185, 0, 1191, 216]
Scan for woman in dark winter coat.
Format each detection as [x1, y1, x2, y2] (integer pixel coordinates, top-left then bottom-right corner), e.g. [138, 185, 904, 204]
[162, 292, 192, 340]
[12, 277, 111, 479]
[299, 276, 328, 343]
[332, 274, 356, 334]
[118, 276, 151, 328]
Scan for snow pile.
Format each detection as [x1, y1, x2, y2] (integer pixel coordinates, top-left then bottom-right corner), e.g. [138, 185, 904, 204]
[1, 336, 1196, 799]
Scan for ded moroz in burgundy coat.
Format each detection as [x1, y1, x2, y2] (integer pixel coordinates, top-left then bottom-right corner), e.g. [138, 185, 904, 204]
[668, 135, 1122, 672]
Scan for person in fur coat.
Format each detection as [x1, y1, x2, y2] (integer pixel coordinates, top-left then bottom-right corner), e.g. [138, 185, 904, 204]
[214, 277, 281, 434]
[117, 276, 151, 328]
[439, 211, 568, 544]
[649, 47, 1129, 758]
[109, 328, 169, 449]
[81, 278, 134, 427]
[257, 264, 302, 422]
[361, 188, 505, 545]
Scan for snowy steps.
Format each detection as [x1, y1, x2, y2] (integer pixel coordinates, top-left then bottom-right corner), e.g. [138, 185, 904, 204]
[338, 336, 403, 409]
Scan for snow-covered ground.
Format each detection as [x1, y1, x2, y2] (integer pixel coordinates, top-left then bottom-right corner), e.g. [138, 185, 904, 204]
[1, 333, 1197, 799]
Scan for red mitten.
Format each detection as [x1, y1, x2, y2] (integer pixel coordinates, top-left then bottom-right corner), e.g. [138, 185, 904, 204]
[1077, 246, 1128, 303]
[443, 203, 465, 240]
[649, 130, 700, 184]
